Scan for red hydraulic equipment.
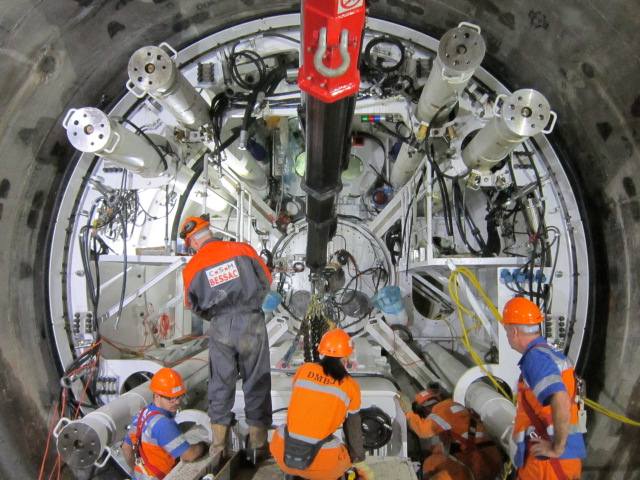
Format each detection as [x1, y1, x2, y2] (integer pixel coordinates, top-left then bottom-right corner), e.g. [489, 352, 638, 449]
[298, 0, 366, 103]
[298, 0, 366, 275]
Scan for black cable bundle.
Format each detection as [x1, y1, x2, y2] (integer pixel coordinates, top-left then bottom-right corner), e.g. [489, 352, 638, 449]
[302, 298, 329, 363]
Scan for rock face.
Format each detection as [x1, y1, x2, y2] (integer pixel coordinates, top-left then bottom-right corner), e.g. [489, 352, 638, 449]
[0, 1, 638, 478]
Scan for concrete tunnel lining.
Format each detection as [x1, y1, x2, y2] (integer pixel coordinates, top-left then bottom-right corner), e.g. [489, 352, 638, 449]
[0, 0, 638, 478]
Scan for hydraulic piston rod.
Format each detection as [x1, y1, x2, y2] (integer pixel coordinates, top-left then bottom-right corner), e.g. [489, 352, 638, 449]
[53, 351, 209, 470]
[298, 0, 365, 272]
[62, 107, 167, 178]
[423, 343, 516, 453]
[415, 22, 486, 125]
[462, 88, 557, 173]
[126, 43, 211, 130]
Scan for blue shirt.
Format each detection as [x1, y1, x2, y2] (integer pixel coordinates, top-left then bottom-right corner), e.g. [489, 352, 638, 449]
[519, 337, 568, 405]
[515, 337, 586, 464]
[124, 404, 190, 459]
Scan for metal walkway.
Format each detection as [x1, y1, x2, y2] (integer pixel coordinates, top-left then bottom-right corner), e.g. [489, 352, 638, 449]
[165, 452, 418, 480]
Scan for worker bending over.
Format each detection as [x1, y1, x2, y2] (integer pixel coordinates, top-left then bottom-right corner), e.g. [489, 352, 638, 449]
[400, 384, 503, 480]
[180, 215, 273, 466]
[122, 368, 205, 479]
[502, 297, 586, 479]
[270, 328, 374, 480]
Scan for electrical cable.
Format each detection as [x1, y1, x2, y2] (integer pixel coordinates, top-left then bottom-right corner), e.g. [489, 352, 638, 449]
[584, 398, 640, 427]
[451, 182, 482, 255]
[363, 35, 406, 73]
[450, 267, 640, 429]
[426, 140, 453, 236]
[261, 32, 300, 44]
[118, 117, 168, 171]
[229, 46, 267, 90]
[352, 130, 391, 186]
[170, 130, 240, 244]
[448, 267, 513, 401]
[114, 206, 127, 329]
[400, 164, 427, 273]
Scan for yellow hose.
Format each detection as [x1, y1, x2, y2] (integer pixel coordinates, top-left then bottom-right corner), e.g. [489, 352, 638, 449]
[448, 267, 513, 402]
[584, 398, 640, 427]
[448, 266, 640, 427]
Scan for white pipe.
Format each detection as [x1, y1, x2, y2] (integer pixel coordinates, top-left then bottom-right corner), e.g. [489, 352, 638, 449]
[416, 22, 486, 124]
[54, 351, 209, 469]
[462, 88, 556, 173]
[423, 343, 515, 452]
[63, 107, 166, 178]
[127, 44, 211, 129]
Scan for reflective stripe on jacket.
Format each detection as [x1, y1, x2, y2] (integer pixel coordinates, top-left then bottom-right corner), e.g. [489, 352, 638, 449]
[286, 363, 361, 442]
[406, 399, 489, 448]
[182, 240, 272, 318]
[125, 405, 189, 479]
[513, 338, 586, 468]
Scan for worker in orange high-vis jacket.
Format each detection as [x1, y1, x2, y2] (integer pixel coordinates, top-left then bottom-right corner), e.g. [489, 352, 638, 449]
[399, 383, 503, 480]
[502, 297, 586, 480]
[180, 215, 273, 467]
[270, 328, 374, 480]
[121, 368, 205, 479]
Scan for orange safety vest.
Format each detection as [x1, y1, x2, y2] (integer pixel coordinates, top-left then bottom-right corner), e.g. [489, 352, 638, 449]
[513, 342, 586, 472]
[407, 399, 492, 449]
[407, 400, 502, 480]
[286, 362, 361, 443]
[128, 408, 177, 479]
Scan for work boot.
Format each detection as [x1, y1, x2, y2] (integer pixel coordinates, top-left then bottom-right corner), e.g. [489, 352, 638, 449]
[246, 424, 269, 465]
[210, 423, 229, 469]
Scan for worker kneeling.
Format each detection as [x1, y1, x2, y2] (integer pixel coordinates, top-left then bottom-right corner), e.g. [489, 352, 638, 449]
[122, 368, 205, 479]
[270, 328, 374, 480]
[400, 384, 503, 480]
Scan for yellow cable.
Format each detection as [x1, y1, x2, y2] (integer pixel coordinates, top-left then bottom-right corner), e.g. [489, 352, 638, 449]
[584, 398, 640, 427]
[448, 267, 640, 428]
[448, 268, 513, 402]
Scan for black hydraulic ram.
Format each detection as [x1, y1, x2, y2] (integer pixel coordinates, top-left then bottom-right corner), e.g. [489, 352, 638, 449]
[303, 95, 356, 271]
[298, 0, 366, 273]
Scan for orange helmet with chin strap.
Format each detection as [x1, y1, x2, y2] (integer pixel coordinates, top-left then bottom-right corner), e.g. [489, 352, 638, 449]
[180, 215, 210, 248]
[150, 368, 186, 398]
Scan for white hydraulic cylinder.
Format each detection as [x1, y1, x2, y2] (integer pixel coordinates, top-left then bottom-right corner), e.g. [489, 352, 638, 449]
[416, 22, 486, 124]
[462, 88, 557, 174]
[53, 351, 209, 470]
[423, 343, 515, 453]
[224, 143, 268, 189]
[63, 107, 167, 178]
[127, 43, 211, 129]
[390, 142, 420, 189]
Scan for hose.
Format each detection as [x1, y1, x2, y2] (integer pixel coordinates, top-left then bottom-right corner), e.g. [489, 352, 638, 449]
[449, 266, 640, 427]
[584, 398, 640, 427]
[447, 267, 513, 401]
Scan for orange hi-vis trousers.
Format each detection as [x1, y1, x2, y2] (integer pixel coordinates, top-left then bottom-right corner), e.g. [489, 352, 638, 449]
[518, 456, 582, 480]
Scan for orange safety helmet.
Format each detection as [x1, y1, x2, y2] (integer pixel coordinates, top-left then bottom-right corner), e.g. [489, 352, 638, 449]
[150, 368, 186, 398]
[412, 383, 442, 417]
[414, 383, 442, 408]
[502, 296, 543, 325]
[317, 328, 353, 358]
[179, 215, 210, 247]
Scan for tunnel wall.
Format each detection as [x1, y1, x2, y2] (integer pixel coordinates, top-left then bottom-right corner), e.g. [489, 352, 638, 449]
[0, 0, 637, 478]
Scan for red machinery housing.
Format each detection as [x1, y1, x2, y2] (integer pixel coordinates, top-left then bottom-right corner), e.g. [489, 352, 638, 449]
[298, 0, 366, 102]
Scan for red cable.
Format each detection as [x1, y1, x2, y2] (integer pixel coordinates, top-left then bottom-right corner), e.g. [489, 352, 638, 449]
[37, 398, 60, 480]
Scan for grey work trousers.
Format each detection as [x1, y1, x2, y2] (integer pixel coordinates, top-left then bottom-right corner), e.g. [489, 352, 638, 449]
[207, 309, 272, 427]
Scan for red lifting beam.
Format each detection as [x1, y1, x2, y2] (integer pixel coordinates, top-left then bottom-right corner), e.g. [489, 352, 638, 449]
[297, 0, 366, 274]
[298, 0, 366, 103]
